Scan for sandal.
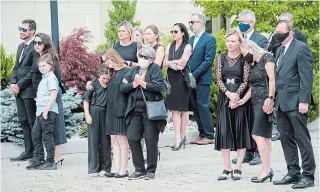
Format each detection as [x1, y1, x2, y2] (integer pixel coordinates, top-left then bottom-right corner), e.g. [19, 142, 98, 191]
[217, 170, 233, 181]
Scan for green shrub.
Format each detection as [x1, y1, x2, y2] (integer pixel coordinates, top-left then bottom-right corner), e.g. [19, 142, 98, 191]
[79, 124, 88, 138]
[1, 45, 15, 90]
[309, 70, 319, 122]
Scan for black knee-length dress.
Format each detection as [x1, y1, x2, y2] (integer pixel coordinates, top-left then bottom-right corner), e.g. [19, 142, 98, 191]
[165, 42, 189, 111]
[214, 53, 253, 151]
[105, 67, 129, 136]
[249, 53, 275, 138]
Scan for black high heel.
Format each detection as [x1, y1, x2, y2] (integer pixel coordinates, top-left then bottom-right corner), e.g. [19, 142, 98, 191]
[55, 158, 64, 165]
[172, 137, 186, 151]
[232, 169, 242, 180]
[251, 169, 274, 183]
[158, 150, 161, 160]
[217, 170, 233, 181]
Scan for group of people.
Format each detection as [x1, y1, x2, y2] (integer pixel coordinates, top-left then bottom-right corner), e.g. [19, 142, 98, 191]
[9, 9, 315, 189]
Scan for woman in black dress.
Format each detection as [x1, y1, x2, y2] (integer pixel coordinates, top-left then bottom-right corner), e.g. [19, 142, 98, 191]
[215, 29, 253, 181]
[163, 23, 192, 151]
[33, 33, 67, 165]
[102, 49, 130, 178]
[121, 46, 166, 180]
[237, 40, 275, 183]
[113, 21, 140, 67]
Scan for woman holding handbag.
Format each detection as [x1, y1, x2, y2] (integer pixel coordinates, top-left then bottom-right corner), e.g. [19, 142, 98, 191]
[237, 40, 276, 183]
[163, 23, 192, 151]
[120, 46, 166, 180]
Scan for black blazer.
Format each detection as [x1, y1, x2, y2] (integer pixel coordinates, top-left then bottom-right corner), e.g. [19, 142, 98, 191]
[10, 41, 40, 98]
[249, 31, 268, 50]
[120, 63, 167, 133]
[275, 38, 313, 112]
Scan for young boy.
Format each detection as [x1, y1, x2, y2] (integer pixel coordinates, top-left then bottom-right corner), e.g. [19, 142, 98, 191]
[83, 66, 113, 177]
[26, 54, 59, 170]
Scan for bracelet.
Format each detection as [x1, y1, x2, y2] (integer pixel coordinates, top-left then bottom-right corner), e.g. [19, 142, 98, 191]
[268, 96, 275, 100]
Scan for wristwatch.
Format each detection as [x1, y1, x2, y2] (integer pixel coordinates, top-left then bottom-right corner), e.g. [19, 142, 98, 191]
[268, 96, 275, 100]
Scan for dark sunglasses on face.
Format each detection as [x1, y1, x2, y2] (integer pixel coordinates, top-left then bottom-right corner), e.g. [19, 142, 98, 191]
[170, 30, 179, 34]
[18, 27, 28, 33]
[188, 20, 201, 25]
[138, 54, 149, 60]
[34, 41, 44, 46]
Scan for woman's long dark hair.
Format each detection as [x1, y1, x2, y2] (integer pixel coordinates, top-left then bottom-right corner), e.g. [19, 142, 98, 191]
[173, 23, 189, 45]
[35, 33, 59, 64]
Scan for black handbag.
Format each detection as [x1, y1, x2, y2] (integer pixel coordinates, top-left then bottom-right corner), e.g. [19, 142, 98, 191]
[140, 87, 168, 120]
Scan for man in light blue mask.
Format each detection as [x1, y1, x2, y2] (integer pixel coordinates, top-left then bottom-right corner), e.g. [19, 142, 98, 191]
[238, 10, 268, 50]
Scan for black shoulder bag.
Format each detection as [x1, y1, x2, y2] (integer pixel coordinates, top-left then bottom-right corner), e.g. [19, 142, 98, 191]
[140, 87, 168, 120]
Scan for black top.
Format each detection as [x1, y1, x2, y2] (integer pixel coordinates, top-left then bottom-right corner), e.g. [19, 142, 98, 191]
[114, 42, 138, 63]
[83, 79, 107, 107]
[249, 53, 275, 105]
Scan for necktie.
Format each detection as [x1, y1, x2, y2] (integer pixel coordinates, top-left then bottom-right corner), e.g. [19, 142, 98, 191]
[19, 43, 28, 63]
[244, 34, 248, 40]
[276, 46, 286, 67]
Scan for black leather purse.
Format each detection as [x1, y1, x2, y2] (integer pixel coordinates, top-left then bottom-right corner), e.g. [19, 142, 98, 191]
[140, 87, 168, 120]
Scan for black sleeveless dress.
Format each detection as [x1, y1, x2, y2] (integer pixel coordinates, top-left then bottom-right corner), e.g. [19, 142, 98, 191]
[214, 53, 253, 151]
[249, 53, 275, 138]
[166, 42, 189, 111]
[113, 42, 138, 63]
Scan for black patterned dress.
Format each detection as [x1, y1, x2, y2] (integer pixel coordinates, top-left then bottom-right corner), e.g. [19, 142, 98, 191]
[214, 53, 253, 151]
[249, 53, 275, 138]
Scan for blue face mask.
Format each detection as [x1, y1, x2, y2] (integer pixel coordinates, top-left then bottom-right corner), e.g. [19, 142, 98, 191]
[239, 23, 250, 32]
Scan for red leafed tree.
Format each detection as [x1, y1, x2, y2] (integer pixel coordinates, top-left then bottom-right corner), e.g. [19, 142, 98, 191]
[60, 28, 100, 93]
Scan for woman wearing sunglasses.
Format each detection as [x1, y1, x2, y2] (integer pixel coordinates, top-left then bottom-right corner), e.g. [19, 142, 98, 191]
[32, 33, 67, 165]
[163, 23, 192, 151]
[121, 46, 166, 180]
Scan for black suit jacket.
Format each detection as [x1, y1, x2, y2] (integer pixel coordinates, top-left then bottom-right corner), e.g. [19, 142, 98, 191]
[10, 41, 40, 98]
[249, 31, 268, 50]
[275, 38, 313, 112]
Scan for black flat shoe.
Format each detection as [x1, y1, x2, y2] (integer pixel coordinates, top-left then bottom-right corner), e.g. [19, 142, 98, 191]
[114, 171, 129, 178]
[232, 169, 242, 181]
[251, 169, 274, 183]
[217, 170, 233, 181]
[104, 172, 117, 178]
[273, 174, 300, 185]
[292, 178, 314, 189]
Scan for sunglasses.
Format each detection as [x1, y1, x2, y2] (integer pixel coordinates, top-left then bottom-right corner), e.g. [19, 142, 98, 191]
[170, 30, 179, 34]
[138, 54, 149, 60]
[34, 41, 44, 46]
[188, 21, 201, 25]
[18, 27, 28, 33]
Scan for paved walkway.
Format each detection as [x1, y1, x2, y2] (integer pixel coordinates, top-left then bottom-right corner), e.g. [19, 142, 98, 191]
[1, 128, 319, 192]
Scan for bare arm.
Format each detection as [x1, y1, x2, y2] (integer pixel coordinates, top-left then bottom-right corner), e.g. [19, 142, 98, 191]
[265, 61, 276, 98]
[154, 46, 165, 66]
[45, 89, 58, 112]
[176, 44, 192, 69]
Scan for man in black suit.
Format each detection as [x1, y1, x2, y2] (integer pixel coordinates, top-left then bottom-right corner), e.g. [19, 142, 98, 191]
[188, 13, 216, 145]
[268, 12, 308, 141]
[272, 21, 315, 189]
[10, 19, 39, 161]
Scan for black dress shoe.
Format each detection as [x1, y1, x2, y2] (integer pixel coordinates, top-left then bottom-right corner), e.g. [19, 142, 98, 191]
[114, 171, 129, 178]
[271, 134, 280, 141]
[273, 175, 300, 185]
[292, 178, 314, 189]
[104, 172, 117, 177]
[232, 152, 253, 164]
[10, 152, 33, 162]
[249, 153, 262, 165]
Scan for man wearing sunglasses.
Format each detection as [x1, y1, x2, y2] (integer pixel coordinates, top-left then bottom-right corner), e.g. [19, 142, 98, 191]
[9, 19, 39, 161]
[188, 13, 216, 145]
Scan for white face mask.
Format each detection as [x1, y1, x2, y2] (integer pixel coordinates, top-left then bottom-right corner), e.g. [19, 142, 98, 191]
[138, 58, 149, 69]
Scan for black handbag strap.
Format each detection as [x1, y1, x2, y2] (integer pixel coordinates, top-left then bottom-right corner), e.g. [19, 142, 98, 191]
[139, 86, 147, 103]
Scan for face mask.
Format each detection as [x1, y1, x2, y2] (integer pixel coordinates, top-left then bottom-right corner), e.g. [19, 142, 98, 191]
[276, 32, 290, 43]
[138, 58, 149, 69]
[243, 52, 253, 63]
[239, 23, 250, 32]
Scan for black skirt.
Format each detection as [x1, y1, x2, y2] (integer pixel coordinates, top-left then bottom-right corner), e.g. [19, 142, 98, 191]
[252, 103, 273, 138]
[53, 88, 67, 145]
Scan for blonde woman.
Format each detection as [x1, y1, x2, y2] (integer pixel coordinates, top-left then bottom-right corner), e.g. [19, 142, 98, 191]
[237, 40, 275, 183]
[214, 28, 253, 181]
[133, 27, 145, 45]
[145, 25, 165, 66]
[113, 21, 139, 66]
[100, 49, 130, 178]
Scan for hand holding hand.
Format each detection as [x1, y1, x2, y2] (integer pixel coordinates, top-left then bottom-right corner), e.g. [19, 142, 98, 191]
[226, 91, 240, 102]
[229, 101, 239, 109]
[262, 98, 274, 114]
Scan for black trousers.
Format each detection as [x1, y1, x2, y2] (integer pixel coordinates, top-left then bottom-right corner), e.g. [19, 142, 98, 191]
[16, 96, 36, 154]
[277, 109, 316, 181]
[88, 106, 112, 174]
[32, 112, 56, 163]
[189, 85, 214, 139]
[127, 112, 160, 174]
